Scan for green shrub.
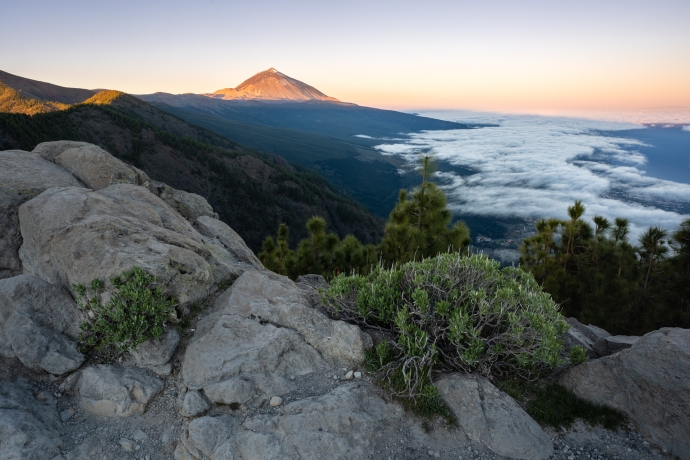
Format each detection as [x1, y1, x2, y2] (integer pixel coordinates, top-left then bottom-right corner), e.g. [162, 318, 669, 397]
[73, 266, 174, 352]
[323, 253, 568, 399]
[569, 345, 589, 365]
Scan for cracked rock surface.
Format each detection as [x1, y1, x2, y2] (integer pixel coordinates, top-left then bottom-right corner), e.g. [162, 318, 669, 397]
[436, 373, 554, 460]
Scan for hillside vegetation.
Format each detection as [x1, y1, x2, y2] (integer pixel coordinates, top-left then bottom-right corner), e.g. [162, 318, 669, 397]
[520, 201, 690, 335]
[0, 83, 70, 114]
[260, 157, 471, 278]
[0, 92, 384, 251]
[141, 96, 469, 216]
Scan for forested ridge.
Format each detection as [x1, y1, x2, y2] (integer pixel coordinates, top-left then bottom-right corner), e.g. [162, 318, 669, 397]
[0, 93, 384, 251]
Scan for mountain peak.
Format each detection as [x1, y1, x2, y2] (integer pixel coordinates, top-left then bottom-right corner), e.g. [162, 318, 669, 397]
[209, 68, 338, 102]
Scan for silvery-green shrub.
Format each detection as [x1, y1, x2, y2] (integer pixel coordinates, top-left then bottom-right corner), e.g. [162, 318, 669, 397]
[73, 266, 174, 352]
[323, 253, 567, 397]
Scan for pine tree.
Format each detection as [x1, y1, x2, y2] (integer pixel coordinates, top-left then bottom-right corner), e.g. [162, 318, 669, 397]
[258, 223, 296, 276]
[379, 156, 470, 263]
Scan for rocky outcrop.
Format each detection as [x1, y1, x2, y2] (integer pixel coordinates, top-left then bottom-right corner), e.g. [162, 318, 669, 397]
[180, 382, 394, 460]
[592, 335, 640, 357]
[0, 150, 84, 279]
[149, 183, 217, 221]
[561, 328, 690, 459]
[435, 374, 553, 460]
[18, 184, 259, 307]
[32, 141, 217, 223]
[0, 275, 84, 374]
[194, 216, 263, 270]
[64, 365, 164, 417]
[0, 380, 62, 460]
[562, 317, 600, 358]
[54, 144, 143, 190]
[178, 390, 211, 418]
[131, 329, 180, 367]
[32, 140, 94, 162]
[182, 271, 371, 407]
[562, 317, 635, 359]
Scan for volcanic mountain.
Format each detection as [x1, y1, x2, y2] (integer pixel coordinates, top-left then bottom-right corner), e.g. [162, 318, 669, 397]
[208, 68, 339, 102]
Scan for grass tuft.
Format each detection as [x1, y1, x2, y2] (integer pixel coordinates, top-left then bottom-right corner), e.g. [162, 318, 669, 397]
[364, 346, 457, 426]
[498, 380, 627, 429]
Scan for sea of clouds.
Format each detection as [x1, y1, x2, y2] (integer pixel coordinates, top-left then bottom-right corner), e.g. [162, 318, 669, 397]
[373, 110, 690, 239]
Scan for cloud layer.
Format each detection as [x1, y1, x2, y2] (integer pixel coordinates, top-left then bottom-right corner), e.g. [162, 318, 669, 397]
[374, 110, 690, 239]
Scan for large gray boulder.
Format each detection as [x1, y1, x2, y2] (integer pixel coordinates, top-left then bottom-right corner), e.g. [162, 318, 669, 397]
[435, 374, 553, 460]
[55, 144, 143, 190]
[224, 270, 371, 363]
[178, 390, 211, 418]
[0, 380, 62, 460]
[65, 365, 164, 417]
[194, 216, 263, 270]
[18, 184, 259, 308]
[181, 271, 371, 407]
[0, 150, 83, 279]
[592, 334, 640, 357]
[130, 328, 180, 367]
[32, 140, 93, 162]
[562, 317, 600, 358]
[149, 181, 216, 221]
[34, 141, 217, 222]
[181, 382, 395, 460]
[0, 275, 84, 374]
[561, 327, 690, 459]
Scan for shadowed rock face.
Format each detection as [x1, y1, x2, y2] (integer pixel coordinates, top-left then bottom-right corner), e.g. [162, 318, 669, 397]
[0, 380, 63, 460]
[435, 374, 554, 460]
[0, 150, 84, 279]
[561, 328, 690, 459]
[0, 275, 85, 375]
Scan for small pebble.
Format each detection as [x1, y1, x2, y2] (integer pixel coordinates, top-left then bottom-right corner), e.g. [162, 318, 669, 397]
[119, 438, 134, 452]
[59, 408, 75, 422]
[269, 396, 283, 407]
[133, 429, 148, 441]
[354, 371, 362, 379]
[345, 370, 354, 380]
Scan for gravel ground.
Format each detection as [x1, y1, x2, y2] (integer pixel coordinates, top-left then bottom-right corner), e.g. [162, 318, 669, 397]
[1, 338, 679, 460]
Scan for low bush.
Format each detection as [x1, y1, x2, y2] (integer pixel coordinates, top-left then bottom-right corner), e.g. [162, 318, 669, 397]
[323, 253, 568, 400]
[569, 345, 589, 365]
[73, 266, 174, 352]
[499, 380, 627, 429]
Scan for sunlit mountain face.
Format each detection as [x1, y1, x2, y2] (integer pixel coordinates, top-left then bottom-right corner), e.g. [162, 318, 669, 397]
[206, 68, 339, 102]
[373, 109, 690, 247]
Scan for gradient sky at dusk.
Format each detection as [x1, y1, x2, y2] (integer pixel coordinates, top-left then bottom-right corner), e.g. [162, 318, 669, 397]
[2, 0, 689, 110]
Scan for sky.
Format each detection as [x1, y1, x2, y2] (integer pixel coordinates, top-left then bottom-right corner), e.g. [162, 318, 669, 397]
[1, 0, 689, 111]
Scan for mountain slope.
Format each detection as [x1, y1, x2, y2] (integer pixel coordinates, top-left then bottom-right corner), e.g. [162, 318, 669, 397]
[0, 91, 384, 251]
[0, 69, 94, 105]
[209, 68, 338, 102]
[137, 96, 469, 215]
[0, 82, 70, 114]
